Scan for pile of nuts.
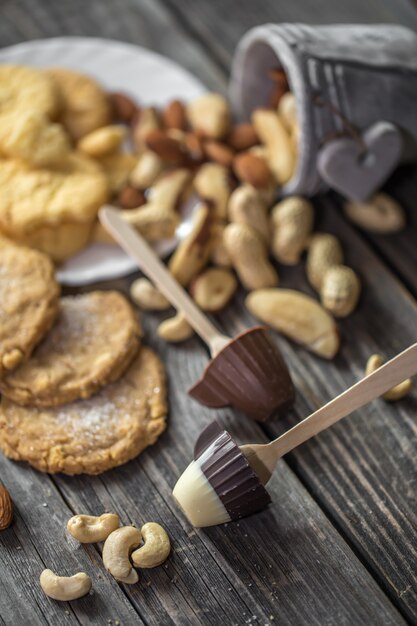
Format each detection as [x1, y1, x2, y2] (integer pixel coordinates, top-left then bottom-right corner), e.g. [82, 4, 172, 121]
[109, 69, 405, 358]
[39, 512, 171, 601]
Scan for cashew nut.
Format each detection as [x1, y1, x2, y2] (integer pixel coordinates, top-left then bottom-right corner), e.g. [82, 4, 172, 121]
[148, 169, 192, 212]
[131, 522, 171, 569]
[320, 265, 361, 318]
[278, 92, 297, 132]
[169, 203, 213, 286]
[193, 163, 232, 220]
[102, 526, 141, 584]
[271, 196, 314, 265]
[122, 204, 180, 241]
[366, 354, 413, 401]
[186, 93, 230, 139]
[130, 278, 170, 311]
[157, 312, 194, 343]
[40, 569, 92, 601]
[252, 109, 296, 184]
[344, 193, 405, 234]
[67, 513, 120, 544]
[129, 150, 164, 190]
[190, 268, 237, 312]
[78, 125, 126, 157]
[224, 222, 278, 290]
[306, 233, 344, 291]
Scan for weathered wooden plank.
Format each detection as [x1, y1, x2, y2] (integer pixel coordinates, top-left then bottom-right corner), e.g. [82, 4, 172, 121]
[214, 198, 417, 622]
[161, 0, 417, 72]
[0, 0, 226, 91]
[0, 460, 144, 625]
[49, 309, 406, 626]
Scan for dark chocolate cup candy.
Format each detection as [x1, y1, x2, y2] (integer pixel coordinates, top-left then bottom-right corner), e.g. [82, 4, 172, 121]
[194, 420, 271, 521]
[188, 326, 295, 422]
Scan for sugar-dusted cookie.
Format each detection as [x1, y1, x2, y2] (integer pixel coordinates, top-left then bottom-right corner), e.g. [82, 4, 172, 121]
[0, 65, 60, 120]
[46, 68, 112, 140]
[0, 347, 167, 475]
[0, 110, 71, 167]
[0, 152, 109, 261]
[0, 291, 141, 407]
[0, 240, 60, 376]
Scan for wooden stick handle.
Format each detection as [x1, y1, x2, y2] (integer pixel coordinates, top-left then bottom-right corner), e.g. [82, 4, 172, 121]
[270, 343, 417, 458]
[99, 207, 226, 353]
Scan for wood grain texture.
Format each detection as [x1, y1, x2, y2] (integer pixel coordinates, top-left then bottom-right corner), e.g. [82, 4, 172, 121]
[0, 0, 416, 624]
[217, 200, 417, 622]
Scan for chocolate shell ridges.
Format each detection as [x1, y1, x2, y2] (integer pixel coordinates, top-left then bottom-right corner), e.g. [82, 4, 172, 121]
[189, 326, 295, 421]
[199, 427, 271, 520]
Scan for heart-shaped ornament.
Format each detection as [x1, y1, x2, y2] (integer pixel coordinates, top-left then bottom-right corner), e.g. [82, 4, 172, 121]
[317, 121, 403, 202]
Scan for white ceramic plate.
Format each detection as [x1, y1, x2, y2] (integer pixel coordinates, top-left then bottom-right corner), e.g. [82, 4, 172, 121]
[0, 37, 206, 285]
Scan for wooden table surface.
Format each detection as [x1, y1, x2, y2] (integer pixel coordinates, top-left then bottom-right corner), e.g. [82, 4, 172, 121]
[1, 1, 417, 624]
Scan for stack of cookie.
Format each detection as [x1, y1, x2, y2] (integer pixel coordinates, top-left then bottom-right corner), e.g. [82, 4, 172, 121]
[0, 64, 138, 263]
[0, 240, 167, 475]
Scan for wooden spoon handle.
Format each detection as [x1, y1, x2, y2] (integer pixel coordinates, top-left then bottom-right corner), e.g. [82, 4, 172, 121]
[99, 207, 228, 354]
[270, 342, 417, 459]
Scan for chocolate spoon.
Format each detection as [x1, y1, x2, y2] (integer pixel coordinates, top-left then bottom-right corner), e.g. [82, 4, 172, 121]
[173, 342, 417, 527]
[100, 206, 294, 421]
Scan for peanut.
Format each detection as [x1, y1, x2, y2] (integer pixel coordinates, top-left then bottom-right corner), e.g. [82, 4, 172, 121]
[344, 193, 406, 234]
[186, 93, 230, 139]
[228, 185, 269, 243]
[271, 196, 314, 265]
[320, 265, 361, 318]
[190, 268, 237, 312]
[224, 223, 278, 290]
[366, 354, 412, 401]
[130, 278, 170, 311]
[246, 288, 340, 359]
[78, 125, 126, 157]
[193, 163, 232, 220]
[169, 203, 213, 286]
[158, 313, 194, 343]
[210, 222, 232, 268]
[252, 109, 295, 184]
[306, 233, 344, 291]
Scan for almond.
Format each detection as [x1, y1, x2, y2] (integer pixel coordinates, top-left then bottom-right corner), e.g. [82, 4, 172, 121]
[116, 185, 146, 209]
[145, 129, 187, 164]
[204, 141, 234, 167]
[184, 132, 205, 163]
[163, 100, 187, 130]
[268, 67, 289, 107]
[233, 152, 272, 189]
[0, 485, 13, 530]
[227, 123, 259, 151]
[110, 92, 138, 123]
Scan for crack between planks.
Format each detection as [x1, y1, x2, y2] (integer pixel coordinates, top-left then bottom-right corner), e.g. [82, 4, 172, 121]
[49, 475, 151, 626]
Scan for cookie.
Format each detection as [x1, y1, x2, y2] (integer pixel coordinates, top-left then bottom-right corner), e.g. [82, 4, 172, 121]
[46, 68, 112, 141]
[0, 110, 71, 167]
[0, 240, 60, 376]
[0, 152, 109, 261]
[0, 347, 167, 475]
[98, 152, 137, 195]
[0, 65, 60, 120]
[0, 291, 141, 407]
